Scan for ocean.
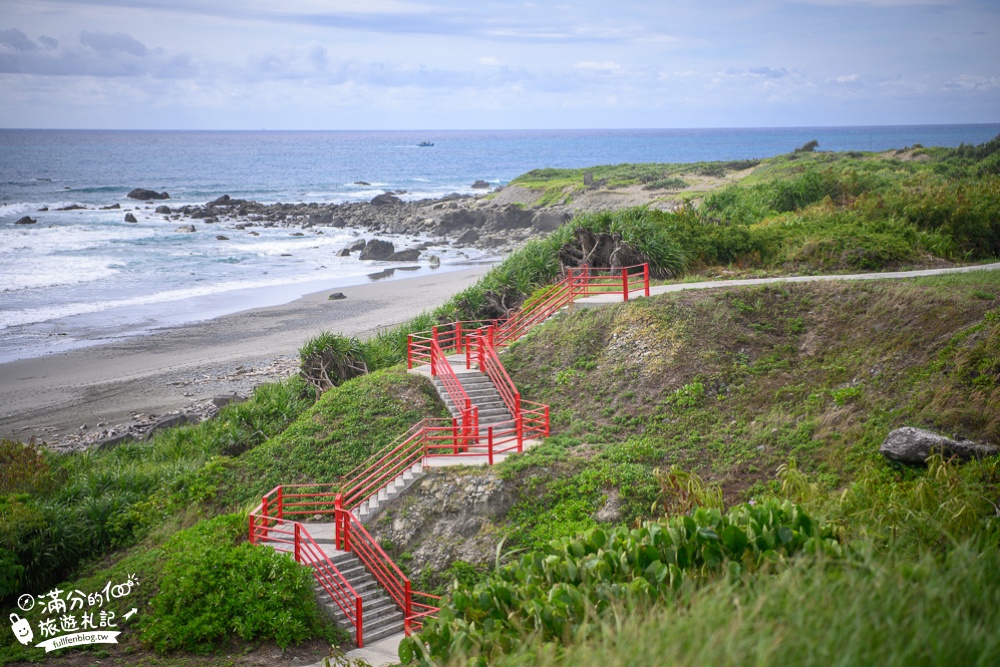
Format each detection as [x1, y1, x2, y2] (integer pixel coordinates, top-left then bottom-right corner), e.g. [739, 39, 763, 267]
[2, 124, 998, 363]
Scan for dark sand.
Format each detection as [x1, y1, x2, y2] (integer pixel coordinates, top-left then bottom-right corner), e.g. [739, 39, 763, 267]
[0, 266, 492, 444]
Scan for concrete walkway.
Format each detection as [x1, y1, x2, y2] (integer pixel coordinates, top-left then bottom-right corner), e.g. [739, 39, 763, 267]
[574, 261, 1000, 308]
[307, 631, 404, 666]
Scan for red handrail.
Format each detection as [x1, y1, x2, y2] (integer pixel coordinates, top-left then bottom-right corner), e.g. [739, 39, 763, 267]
[473, 333, 520, 416]
[249, 503, 364, 646]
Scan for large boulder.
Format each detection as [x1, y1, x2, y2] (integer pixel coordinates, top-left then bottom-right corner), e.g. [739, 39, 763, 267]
[14, 216, 37, 225]
[880, 427, 998, 464]
[389, 248, 421, 262]
[127, 188, 170, 200]
[370, 193, 402, 207]
[471, 180, 491, 189]
[455, 229, 480, 245]
[155, 205, 171, 214]
[359, 239, 395, 260]
[347, 239, 367, 252]
[124, 213, 138, 223]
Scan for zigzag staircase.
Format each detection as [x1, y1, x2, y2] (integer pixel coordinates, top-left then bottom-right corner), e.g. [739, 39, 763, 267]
[248, 264, 649, 647]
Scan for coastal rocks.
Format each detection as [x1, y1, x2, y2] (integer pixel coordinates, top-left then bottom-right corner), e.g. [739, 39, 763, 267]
[14, 216, 37, 225]
[428, 255, 441, 267]
[471, 180, 491, 189]
[124, 213, 138, 223]
[388, 248, 421, 262]
[347, 239, 367, 252]
[155, 205, 172, 214]
[127, 188, 170, 200]
[57, 204, 86, 211]
[101, 203, 121, 210]
[175, 224, 197, 233]
[370, 193, 402, 207]
[337, 248, 351, 257]
[880, 427, 999, 464]
[328, 292, 347, 300]
[455, 229, 480, 245]
[216, 235, 229, 241]
[359, 239, 395, 260]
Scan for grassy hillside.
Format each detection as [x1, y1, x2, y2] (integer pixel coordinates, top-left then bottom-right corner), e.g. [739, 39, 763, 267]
[2, 137, 999, 665]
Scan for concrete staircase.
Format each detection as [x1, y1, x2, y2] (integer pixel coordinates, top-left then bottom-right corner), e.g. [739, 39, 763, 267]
[433, 370, 513, 431]
[351, 461, 425, 524]
[303, 524, 405, 644]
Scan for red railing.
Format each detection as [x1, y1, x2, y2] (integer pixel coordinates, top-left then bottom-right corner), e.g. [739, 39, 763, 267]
[473, 332, 520, 416]
[246, 267, 646, 645]
[249, 496, 364, 646]
[430, 338, 478, 445]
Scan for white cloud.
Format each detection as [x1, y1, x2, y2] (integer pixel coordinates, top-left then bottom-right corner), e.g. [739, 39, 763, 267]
[575, 60, 622, 73]
[834, 74, 860, 83]
[943, 74, 999, 91]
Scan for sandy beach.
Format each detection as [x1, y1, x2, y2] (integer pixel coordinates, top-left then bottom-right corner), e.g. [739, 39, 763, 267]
[0, 265, 492, 446]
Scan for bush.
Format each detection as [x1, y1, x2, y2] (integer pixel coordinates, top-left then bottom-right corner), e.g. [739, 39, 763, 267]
[141, 514, 328, 653]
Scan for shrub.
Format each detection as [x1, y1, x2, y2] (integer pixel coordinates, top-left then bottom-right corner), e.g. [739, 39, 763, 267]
[141, 514, 328, 653]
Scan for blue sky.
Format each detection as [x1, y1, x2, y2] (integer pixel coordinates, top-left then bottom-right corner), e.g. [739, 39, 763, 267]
[1, 0, 997, 129]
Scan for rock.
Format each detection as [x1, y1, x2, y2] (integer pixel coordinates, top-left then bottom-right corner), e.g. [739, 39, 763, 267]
[532, 208, 572, 233]
[347, 239, 367, 252]
[290, 232, 304, 236]
[95, 432, 134, 450]
[355, 181, 371, 186]
[14, 216, 37, 225]
[37, 207, 49, 211]
[127, 188, 170, 200]
[370, 193, 402, 207]
[216, 235, 229, 241]
[428, 255, 441, 267]
[455, 229, 480, 244]
[100, 203, 121, 210]
[124, 213, 138, 223]
[155, 205, 171, 214]
[471, 180, 491, 189]
[57, 204, 86, 211]
[328, 292, 347, 300]
[389, 248, 421, 261]
[880, 427, 999, 464]
[337, 248, 351, 257]
[175, 225, 197, 233]
[145, 413, 192, 438]
[211, 394, 245, 409]
[359, 239, 395, 260]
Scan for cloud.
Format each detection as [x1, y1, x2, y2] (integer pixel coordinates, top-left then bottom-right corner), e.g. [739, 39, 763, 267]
[943, 74, 999, 91]
[726, 66, 793, 79]
[0, 29, 196, 78]
[575, 60, 623, 73]
[834, 74, 860, 83]
[79, 31, 147, 57]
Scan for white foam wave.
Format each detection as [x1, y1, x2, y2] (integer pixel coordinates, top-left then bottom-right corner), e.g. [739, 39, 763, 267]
[0, 255, 120, 292]
[0, 266, 373, 329]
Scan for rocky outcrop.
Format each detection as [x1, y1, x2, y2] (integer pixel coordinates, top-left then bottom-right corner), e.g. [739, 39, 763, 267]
[370, 193, 402, 207]
[880, 427, 998, 464]
[127, 188, 170, 200]
[124, 213, 138, 223]
[360, 239, 395, 260]
[175, 225, 196, 233]
[471, 180, 491, 189]
[155, 205, 171, 214]
[369, 469, 514, 574]
[14, 216, 37, 225]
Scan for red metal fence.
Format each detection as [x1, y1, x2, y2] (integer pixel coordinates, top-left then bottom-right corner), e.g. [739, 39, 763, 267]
[247, 265, 646, 645]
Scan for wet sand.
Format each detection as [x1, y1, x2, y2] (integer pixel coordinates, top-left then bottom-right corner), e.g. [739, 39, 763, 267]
[0, 266, 492, 445]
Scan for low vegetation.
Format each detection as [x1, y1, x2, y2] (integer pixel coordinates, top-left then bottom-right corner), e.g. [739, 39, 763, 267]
[2, 136, 999, 665]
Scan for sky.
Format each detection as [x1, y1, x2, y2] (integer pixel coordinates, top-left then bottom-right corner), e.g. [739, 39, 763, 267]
[0, 0, 997, 130]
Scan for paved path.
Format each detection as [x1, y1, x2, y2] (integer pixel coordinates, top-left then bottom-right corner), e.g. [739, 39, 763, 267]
[575, 262, 1000, 307]
[307, 631, 404, 666]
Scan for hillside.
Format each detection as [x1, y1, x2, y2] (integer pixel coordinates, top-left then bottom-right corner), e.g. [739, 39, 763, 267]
[2, 137, 999, 666]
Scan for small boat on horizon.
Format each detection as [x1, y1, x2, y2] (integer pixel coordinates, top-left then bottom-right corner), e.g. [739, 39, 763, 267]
[417, 141, 434, 147]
